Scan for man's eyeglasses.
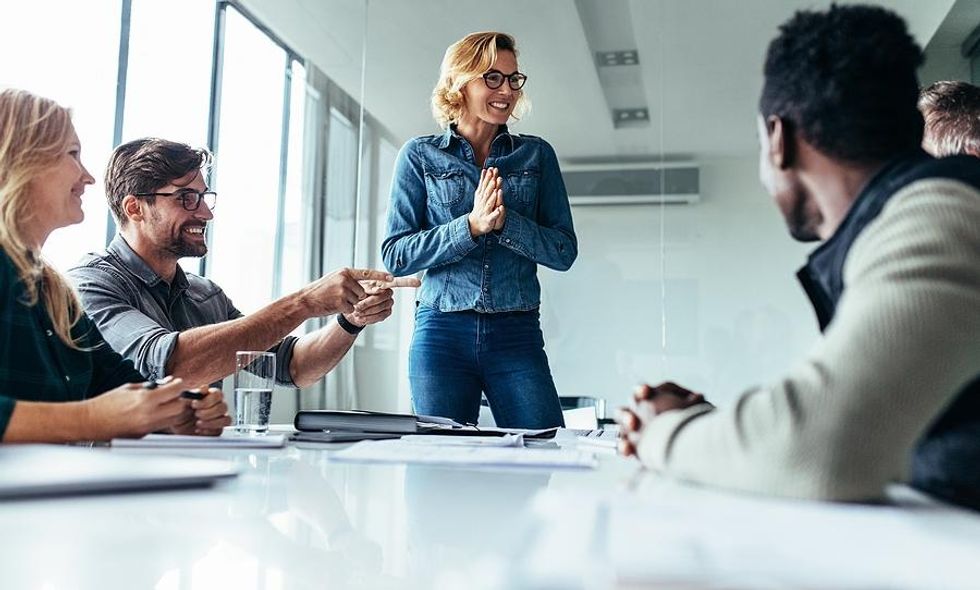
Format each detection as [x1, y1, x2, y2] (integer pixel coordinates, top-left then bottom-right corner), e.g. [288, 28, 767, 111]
[135, 189, 217, 212]
[482, 69, 527, 91]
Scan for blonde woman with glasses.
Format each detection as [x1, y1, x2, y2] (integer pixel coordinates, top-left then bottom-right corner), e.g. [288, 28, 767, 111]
[0, 88, 229, 442]
[382, 32, 577, 429]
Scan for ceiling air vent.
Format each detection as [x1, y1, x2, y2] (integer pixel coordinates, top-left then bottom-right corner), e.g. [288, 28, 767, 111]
[562, 162, 700, 206]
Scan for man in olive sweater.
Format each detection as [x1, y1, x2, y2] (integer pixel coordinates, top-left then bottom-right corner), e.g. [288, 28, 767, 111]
[619, 5, 980, 510]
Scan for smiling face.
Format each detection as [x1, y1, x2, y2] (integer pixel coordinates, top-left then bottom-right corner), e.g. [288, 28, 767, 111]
[25, 124, 95, 243]
[141, 168, 214, 259]
[460, 49, 520, 127]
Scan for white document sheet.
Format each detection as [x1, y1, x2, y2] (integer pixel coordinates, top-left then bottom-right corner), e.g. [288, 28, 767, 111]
[399, 434, 525, 447]
[112, 433, 286, 449]
[331, 439, 596, 469]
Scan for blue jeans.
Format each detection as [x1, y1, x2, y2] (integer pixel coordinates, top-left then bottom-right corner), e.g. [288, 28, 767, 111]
[409, 305, 565, 429]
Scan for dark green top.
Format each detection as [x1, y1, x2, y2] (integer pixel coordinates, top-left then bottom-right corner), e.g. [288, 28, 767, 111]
[0, 248, 144, 438]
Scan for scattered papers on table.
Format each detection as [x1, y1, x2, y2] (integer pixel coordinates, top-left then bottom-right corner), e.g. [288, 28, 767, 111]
[399, 434, 525, 447]
[331, 439, 596, 469]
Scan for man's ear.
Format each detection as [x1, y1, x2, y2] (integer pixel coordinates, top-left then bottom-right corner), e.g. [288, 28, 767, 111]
[121, 195, 144, 224]
[767, 115, 796, 170]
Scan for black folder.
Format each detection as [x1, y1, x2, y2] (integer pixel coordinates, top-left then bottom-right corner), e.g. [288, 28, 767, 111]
[294, 410, 421, 434]
[293, 410, 558, 439]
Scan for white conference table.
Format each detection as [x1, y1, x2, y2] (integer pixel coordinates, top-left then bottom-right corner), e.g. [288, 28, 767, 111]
[3, 429, 980, 590]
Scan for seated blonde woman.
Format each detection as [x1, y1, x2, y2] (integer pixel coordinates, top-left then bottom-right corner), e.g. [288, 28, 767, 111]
[0, 88, 229, 442]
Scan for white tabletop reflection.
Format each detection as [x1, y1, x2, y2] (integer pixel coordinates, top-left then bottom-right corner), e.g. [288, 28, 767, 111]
[2, 431, 978, 590]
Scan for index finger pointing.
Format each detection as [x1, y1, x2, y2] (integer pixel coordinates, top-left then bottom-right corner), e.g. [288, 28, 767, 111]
[350, 268, 392, 282]
[382, 276, 421, 289]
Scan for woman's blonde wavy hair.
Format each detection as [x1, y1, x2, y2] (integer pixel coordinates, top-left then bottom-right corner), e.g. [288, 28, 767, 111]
[431, 31, 530, 128]
[0, 88, 85, 348]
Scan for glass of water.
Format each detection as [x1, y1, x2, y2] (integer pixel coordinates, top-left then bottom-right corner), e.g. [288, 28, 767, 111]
[234, 351, 275, 434]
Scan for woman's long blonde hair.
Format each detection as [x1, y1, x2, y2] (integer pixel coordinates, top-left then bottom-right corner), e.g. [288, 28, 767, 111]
[0, 88, 85, 348]
[431, 31, 530, 128]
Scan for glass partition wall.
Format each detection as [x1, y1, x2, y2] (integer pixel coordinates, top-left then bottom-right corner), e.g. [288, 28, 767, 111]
[2, 0, 970, 417]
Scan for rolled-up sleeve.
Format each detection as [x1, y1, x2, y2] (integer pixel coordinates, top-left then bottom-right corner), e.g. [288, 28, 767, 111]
[218, 292, 297, 388]
[70, 266, 178, 381]
[269, 336, 299, 387]
[76, 314, 146, 394]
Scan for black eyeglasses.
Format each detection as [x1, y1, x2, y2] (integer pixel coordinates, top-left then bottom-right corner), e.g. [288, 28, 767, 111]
[482, 69, 527, 90]
[135, 189, 217, 212]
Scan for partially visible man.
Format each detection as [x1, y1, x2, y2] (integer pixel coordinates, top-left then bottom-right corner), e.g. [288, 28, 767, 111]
[69, 138, 419, 391]
[919, 80, 980, 158]
[619, 5, 980, 509]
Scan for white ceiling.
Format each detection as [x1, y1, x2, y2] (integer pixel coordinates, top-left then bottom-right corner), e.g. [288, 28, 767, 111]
[241, 0, 958, 161]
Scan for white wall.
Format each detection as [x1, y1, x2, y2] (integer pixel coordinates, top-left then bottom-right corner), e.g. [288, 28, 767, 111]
[920, 43, 971, 86]
[538, 156, 820, 412]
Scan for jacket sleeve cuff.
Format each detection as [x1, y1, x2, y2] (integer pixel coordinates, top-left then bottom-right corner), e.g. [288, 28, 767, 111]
[635, 403, 715, 471]
[144, 331, 180, 381]
[497, 210, 527, 255]
[450, 214, 479, 257]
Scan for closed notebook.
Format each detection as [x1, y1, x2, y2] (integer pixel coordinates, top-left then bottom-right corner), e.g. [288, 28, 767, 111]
[294, 410, 422, 434]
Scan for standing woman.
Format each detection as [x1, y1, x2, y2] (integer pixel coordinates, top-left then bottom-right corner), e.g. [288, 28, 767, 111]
[0, 88, 229, 442]
[382, 32, 577, 428]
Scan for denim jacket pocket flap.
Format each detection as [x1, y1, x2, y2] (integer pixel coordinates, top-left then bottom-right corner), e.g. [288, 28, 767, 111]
[505, 167, 541, 204]
[424, 169, 467, 206]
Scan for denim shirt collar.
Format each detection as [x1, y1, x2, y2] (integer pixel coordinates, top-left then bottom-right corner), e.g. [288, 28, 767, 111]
[438, 123, 515, 152]
[107, 234, 189, 292]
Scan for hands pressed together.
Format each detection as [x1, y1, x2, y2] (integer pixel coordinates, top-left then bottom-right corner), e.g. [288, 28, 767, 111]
[617, 382, 710, 458]
[468, 167, 507, 237]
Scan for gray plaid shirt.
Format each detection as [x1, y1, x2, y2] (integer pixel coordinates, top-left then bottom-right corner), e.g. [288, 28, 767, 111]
[68, 235, 296, 388]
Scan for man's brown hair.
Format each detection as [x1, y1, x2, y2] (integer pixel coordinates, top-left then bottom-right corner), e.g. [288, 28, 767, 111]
[105, 138, 212, 225]
[919, 80, 980, 158]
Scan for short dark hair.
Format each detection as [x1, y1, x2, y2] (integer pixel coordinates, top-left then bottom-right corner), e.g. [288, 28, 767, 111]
[760, 4, 924, 163]
[919, 80, 980, 158]
[105, 138, 212, 225]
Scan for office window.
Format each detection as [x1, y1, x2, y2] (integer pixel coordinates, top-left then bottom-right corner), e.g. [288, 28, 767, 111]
[354, 122, 374, 271]
[322, 108, 358, 277]
[371, 136, 400, 350]
[277, 62, 309, 300]
[206, 7, 288, 314]
[0, 0, 120, 271]
[374, 137, 398, 269]
[123, 0, 214, 147]
[123, 0, 216, 276]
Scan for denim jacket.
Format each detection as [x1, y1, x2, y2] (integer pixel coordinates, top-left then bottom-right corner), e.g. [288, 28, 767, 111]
[382, 125, 577, 313]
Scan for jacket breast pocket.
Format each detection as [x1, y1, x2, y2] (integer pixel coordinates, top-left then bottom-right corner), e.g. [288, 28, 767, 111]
[424, 169, 466, 208]
[505, 167, 540, 207]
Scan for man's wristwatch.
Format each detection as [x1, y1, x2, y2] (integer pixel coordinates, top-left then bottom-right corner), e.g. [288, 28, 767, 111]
[336, 313, 365, 335]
